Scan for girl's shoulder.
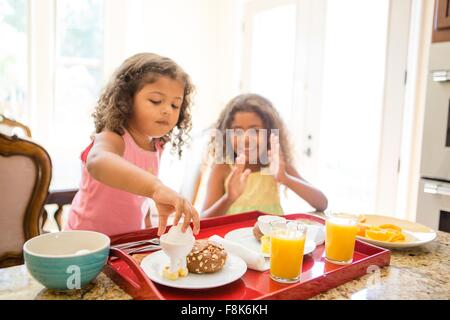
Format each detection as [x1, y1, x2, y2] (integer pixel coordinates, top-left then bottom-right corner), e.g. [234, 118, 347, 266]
[93, 130, 126, 155]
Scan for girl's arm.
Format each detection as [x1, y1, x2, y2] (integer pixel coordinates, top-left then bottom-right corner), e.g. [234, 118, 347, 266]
[280, 164, 328, 212]
[87, 130, 163, 197]
[87, 130, 200, 235]
[201, 164, 232, 218]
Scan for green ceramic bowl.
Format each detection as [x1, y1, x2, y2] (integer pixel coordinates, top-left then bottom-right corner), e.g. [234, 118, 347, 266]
[23, 230, 110, 290]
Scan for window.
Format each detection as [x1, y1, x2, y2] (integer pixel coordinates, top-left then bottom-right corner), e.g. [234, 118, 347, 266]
[0, 0, 28, 123]
[49, 0, 104, 189]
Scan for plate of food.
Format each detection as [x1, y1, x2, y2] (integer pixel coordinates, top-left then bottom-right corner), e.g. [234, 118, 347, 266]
[356, 214, 437, 249]
[224, 227, 316, 257]
[140, 240, 247, 289]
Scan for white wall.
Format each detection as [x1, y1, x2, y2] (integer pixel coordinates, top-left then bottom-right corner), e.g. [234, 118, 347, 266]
[104, 0, 245, 134]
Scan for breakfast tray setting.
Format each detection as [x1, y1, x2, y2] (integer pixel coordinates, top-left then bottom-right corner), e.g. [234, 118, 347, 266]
[104, 211, 391, 300]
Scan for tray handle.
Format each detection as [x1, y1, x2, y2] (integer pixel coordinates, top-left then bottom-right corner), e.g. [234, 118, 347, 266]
[109, 247, 163, 300]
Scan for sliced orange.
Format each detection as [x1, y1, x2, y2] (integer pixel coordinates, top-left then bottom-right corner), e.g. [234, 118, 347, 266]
[363, 224, 406, 242]
[391, 232, 405, 242]
[385, 230, 399, 242]
[365, 229, 392, 241]
[379, 224, 402, 232]
[357, 223, 371, 237]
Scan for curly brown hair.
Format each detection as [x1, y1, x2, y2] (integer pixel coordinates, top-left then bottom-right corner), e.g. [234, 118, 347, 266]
[210, 93, 294, 165]
[92, 52, 195, 157]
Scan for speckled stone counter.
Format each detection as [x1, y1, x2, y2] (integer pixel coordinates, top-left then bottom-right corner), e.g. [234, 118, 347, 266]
[1, 231, 449, 300]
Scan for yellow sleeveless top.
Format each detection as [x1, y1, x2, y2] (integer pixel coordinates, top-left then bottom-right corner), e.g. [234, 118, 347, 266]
[224, 167, 284, 215]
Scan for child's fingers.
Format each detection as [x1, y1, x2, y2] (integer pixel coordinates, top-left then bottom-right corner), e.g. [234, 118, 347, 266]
[157, 215, 169, 236]
[229, 165, 242, 182]
[235, 153, 246, 166]
[240, 168, 251, 184]
[269, 134, 280, 164]
[235, 154, 246, 173]
[190, 205, 201, 235]
[180, 200, 191, 233]
[172, 199, 183, 227]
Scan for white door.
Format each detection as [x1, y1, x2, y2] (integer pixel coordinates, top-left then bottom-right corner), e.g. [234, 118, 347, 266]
[243, 0, 411, 215]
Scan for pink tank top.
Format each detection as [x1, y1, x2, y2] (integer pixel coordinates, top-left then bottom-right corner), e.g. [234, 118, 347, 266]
[65, 129, 162, 236]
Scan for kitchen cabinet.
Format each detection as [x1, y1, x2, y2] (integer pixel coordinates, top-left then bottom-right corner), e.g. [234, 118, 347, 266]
[433, 0, 450, 42]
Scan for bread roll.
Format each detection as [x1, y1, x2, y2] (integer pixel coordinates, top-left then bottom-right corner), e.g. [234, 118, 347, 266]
[186, 240, 227, 274]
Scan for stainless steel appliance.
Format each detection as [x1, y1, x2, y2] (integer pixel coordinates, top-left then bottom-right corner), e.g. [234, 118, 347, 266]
[416, 42, 450, 232]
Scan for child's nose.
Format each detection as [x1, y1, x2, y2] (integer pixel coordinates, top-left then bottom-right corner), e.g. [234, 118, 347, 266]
[161, 103, 172, 115]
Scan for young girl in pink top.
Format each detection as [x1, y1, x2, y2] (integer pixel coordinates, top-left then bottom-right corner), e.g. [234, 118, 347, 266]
[66, 53, 200, 237]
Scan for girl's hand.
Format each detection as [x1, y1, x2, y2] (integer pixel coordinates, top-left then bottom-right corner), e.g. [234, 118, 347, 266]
[151, 184, 200, 236]
[225, 154, 251, 202]
[268, 133, 287, 183]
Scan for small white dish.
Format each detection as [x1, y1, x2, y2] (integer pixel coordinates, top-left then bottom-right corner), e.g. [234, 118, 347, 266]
[257, 215, 286, 235]
[224, 227, 317, 258]
[140, 251, 247, 289]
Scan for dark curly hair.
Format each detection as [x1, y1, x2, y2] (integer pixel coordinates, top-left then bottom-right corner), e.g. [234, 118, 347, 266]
[210, 93, 294, 165]
[92, 52, 195, 157]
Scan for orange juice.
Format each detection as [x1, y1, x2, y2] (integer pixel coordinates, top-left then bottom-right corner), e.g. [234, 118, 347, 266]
[270, 231, 306, 282]
[325, 217, 358, 264]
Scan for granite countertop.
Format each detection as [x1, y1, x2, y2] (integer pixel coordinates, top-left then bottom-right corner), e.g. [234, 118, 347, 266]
[1, 231, 449, 300]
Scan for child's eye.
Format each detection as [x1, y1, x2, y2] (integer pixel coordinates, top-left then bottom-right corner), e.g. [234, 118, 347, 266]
[171, 104, 180, 109]
[149, 100, 161, 105]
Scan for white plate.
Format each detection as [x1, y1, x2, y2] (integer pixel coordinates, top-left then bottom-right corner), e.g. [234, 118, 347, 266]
[224, 227, 317, 258]
[356, 214, 437, 249]
[140, 250, 247, 289]
[357, 230, 437, 249]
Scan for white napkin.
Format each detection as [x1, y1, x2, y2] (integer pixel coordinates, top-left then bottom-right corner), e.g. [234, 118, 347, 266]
[209, 235, 269, 272]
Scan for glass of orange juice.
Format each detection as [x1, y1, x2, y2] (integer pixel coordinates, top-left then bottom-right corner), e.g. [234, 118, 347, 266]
[325, 211, 359, 265]
[269, 220, 307, 283]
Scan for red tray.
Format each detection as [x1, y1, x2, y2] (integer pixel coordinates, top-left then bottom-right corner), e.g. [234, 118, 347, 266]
[104, 211, 390, 300]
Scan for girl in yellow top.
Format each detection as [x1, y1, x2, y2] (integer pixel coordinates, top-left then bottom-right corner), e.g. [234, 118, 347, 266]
[202, 93, 328, 217]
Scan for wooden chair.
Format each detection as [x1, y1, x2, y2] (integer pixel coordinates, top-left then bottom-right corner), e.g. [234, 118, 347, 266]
[0, 115, 77, 233]
[0, 114, 32, 138]
[43, 188, 77, 232]
[0, 133, 51, 267]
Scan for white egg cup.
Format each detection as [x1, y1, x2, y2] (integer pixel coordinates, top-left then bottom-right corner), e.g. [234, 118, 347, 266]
[160, 224, 195, 274]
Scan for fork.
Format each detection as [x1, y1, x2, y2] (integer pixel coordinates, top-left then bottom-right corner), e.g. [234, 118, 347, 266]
[109, 243, 161, 261]
[123, 244, 161, 255]
[111, 238, 160, 250]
